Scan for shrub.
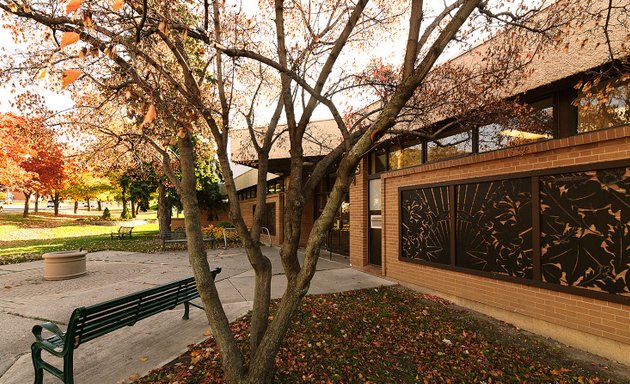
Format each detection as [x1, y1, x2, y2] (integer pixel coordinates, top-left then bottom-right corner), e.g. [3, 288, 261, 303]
[215, 221, 234, 228]
[121, 206, 132, 219]
[101, 207, 112, 220]
[202, 224, 240, 245]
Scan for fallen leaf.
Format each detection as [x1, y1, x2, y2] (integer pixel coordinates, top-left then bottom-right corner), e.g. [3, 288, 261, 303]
[128, 373, 140, 381]
[61, 69, 81, 88]
[36, 69, 47, 79]
[203, 329, 212, 336]
[139, 356, 148, 362]
[141, 104, 156, 126]
[112, 0, 123, 11]
[60, 31, 80, 48]
[66, 0, 83, 14]
[158, 20, 167, 34]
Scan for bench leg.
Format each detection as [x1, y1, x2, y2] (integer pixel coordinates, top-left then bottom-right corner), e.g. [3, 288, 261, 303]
[31, 344, 43, 384]
[183, 302, 190, 320]
[63, 350, 75, 384]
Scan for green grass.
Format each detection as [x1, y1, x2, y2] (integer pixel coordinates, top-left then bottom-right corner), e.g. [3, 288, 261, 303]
[0, 212, 163, 265]
[139, 286, 624, 383]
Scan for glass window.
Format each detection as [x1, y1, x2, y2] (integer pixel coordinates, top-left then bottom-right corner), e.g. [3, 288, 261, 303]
[478, 98, 554, 152]
[576, 81, 630, 133]
[427, 130, 473, 162]
[389, 144, 422, 170]
[368, 178, 381, 211]
[369, 148, 387, 174]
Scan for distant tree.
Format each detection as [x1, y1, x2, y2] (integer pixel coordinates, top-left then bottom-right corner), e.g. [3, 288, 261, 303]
[0, 113, 67, 217]
[0, 114, 32, 190]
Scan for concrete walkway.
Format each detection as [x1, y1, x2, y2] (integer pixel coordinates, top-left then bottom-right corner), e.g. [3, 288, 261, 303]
[0, 248, 393, 383]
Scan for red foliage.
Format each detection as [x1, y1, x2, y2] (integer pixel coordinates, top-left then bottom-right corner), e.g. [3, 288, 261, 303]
[0, 113, 68, 195]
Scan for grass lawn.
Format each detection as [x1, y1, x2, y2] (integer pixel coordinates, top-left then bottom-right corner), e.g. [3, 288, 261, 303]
[139, 286, 626, 384]
[0, 211, 164, 265]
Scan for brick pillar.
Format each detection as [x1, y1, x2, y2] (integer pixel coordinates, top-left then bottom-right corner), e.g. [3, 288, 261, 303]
[349, 157, 369, 267]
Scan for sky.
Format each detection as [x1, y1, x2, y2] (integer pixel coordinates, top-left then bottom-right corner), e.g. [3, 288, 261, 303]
[0, 24, 74, 113]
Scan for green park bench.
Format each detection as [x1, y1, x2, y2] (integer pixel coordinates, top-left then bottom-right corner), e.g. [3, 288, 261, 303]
[30, 268, 221, 384]
[110, 225, 134, 239]
[162, 229, 217, 250]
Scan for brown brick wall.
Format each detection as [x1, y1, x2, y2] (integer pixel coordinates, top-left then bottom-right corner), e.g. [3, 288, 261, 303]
[235, 194, 283, 246]
[352, 125, 630, 350]
[349, 158, 369, 267]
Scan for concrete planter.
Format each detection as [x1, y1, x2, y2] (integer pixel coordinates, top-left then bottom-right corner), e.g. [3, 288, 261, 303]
[43, 250, 88, 281]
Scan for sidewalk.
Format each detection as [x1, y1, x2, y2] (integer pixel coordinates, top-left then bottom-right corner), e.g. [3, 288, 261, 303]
[0, 248, 393, 383]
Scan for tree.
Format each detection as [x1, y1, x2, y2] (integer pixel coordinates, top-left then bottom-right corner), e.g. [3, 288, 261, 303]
[167, 154, 226, 222]
[0, 113, 66, 217]
[0, 114, 32, 190]
[62, 169, 113, 213]
[1, 0, 626, 382]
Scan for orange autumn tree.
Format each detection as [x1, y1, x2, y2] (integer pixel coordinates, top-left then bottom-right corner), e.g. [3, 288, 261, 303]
[0, 112, 67, 216]
[0, 113, 32, 192]
[1, 0, 628, 382]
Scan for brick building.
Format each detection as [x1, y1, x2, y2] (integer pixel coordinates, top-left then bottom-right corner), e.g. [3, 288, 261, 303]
[230, 5, 630, 364]
[230, 119, 349, 254]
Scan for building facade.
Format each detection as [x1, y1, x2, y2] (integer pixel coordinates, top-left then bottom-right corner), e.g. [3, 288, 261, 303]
[229, 3, 630, 364]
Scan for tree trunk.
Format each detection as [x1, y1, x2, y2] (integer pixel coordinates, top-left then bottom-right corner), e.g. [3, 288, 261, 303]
[173, 134, 246, 384]
[34, 192, 39, 213]
[23, 192, 31, 218]
[130, 199, 136, 218]
[74, 200, 78, 214]
[157, 183, 171, 239]
[53, 192, 60, 216]
[97, 200, 102, 211]
[86, 198, 91, 212]
[121, 186, 128, 219]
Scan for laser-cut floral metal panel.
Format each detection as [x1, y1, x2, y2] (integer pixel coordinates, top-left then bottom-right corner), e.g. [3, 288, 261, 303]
[456, 179, 533, 278]
[541, 167, 630, 296]
[401, 186, 450, 264]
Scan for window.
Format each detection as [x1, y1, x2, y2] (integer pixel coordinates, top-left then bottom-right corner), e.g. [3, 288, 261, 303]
[369, 148, 387, 174]
[478, 98, 554, 152]
[427, 130, 473, 161]
[388, 144, 422, 171]
[253, 203, 276, 236]
[267, 178, 284, 194]
[264, 202, 276, 236]
[576, 80, 630, 133]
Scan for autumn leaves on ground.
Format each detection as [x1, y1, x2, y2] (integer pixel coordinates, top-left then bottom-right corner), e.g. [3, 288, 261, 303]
[0, 211, 626, 383]
[139, 286, 621, 384]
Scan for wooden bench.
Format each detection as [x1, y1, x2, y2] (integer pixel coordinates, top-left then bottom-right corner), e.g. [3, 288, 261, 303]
[162, 230, 216, 250]
[31, 268, 221, 384]
[110, 226, 134, 239]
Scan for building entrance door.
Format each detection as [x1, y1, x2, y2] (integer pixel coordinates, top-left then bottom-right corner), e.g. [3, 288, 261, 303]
[315, 174, 350, 255]
[368, 178, 382, 266]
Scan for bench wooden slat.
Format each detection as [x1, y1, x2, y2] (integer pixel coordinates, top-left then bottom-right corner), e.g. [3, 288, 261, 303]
[31, 268, 221, 384]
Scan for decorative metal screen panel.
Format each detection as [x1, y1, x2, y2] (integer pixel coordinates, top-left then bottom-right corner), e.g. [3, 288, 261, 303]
[540, 167, 630, 296]
[401, 186, 450, 264]
[456, 179, 533, 278]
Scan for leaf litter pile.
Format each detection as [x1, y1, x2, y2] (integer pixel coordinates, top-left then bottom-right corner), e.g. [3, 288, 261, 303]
[139, 286, 625, 383]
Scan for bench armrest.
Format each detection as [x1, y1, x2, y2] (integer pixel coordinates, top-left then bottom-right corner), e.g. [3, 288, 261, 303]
[33, 322, 65, 340]
[33, 322, 68, 356]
